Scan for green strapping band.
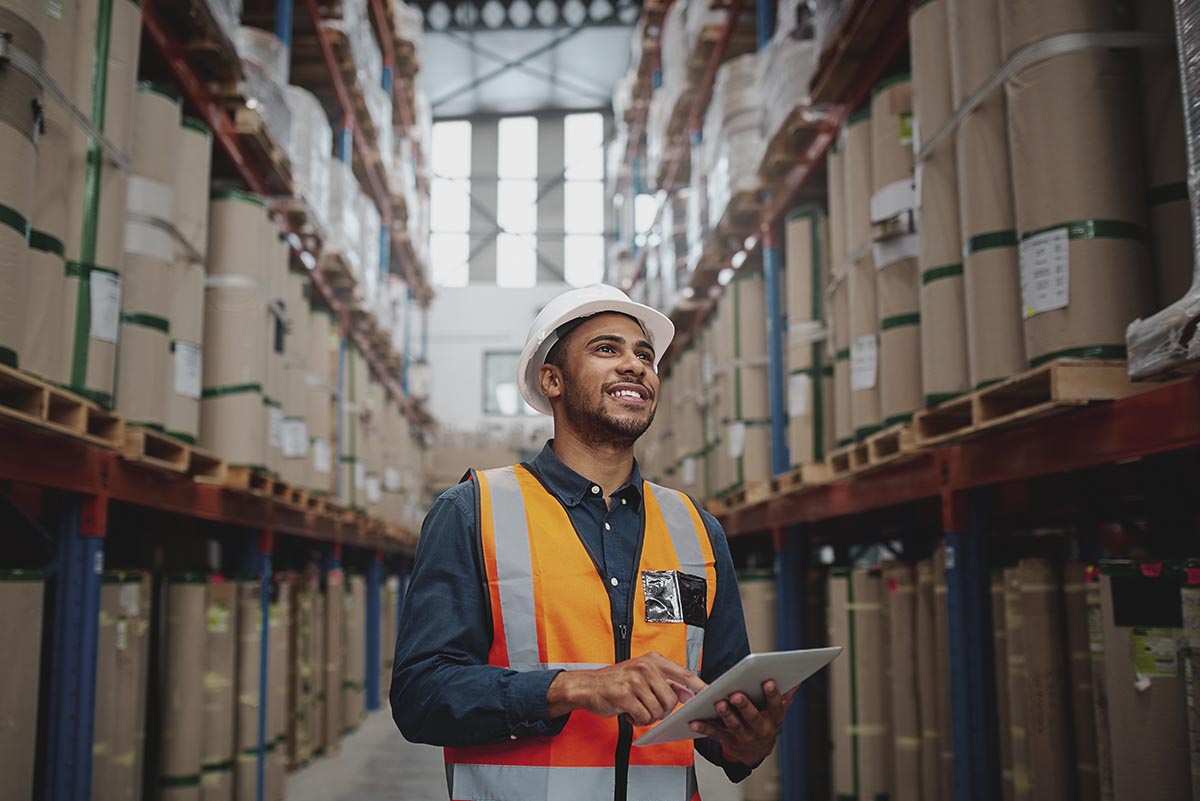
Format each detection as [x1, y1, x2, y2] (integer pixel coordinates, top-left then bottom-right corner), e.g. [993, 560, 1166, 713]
[339, 456, 357, 463]
[855, 424, 883, 441]
[120, 312, 169, 334]
[0, 204, 31, 241]
[885, 412, 914, 427]
[262, 396, 282, 408]
[975, 377, 1003, 391]
[210, 187, 266, 208]
[127, 421, 165, 432]
[1021, 219, 1148, 244]
[1030, 344, 1126, 368]
[166, 430, 197, 445]
[836, 348, 851, 361]
[925, 391, 964, 407]
[29, 230, 64, 257]
[201, 382, 263, 399]
[872, 72, 911, 96]
[159, 775, 201, 788]
[0, 347, 16, 369]
[881, 312, 921, 331]
[837, 437, 855, 448]
[964, 230, 1018, 256]
[921, 264, 963, 285]
[181, 115, 211, 137]
[1147, 182, 1188, 207]
[137, 80, 181, 103]
[201, 760, 234, 773]
[848, 107, 872, 127]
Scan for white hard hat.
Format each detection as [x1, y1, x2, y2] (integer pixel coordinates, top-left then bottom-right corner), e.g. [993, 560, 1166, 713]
[517, 284, 675, 416]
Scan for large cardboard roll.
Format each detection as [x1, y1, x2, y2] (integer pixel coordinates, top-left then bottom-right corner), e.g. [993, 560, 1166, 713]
[992, 574, 1014, 801]
[1007, 48, 1153, 364]
[848, 253, 882, 440]
[176, 119, 213, 262]
[114, 574, 151, 801]
[887, 563, 922, 801]
[166, 261, 205, 442]
[93, 581, 119, 799]
[207, 191, 269, 282]
[831, 279, 853, 447]
[785, 209, 830, 467]
[729, 274, 772, 487]
[916, 561, 942, 801]
[203, 284, 268, 390]
[1085, 577, 1115, 801]
[934, 548, 954, 800]
[311, 591, 326, 754]
[324, 572, 345, 751]
[947, 0, 1002, 107]
[0, 8, 42, 372]
[828, 570, 857, 801]
[828, 145, 848, 270]
[1004, 568, 1031, 801]
[235, 581, 263, 765]
[852, 567, 892, 801]
[201, 390, 267, 469]
[117, 245, 173, 427]
[132, 83, 181, 197]
[876, 247, 922, 426]
[844, 111, 874, 250]
[0, 571, 43, 799]
[870, 76, 914, 224]
[999, 0, 1126, 60]
[202, 580, 237, 801]
[1063, 564, 1099, 801]
[739, 572, 780, 801]
[160, 578, 208, 796]
[1019, 558, 1073, 801]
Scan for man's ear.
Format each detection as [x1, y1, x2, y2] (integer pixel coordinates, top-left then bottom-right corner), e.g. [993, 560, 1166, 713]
[539, 363, 563, 403]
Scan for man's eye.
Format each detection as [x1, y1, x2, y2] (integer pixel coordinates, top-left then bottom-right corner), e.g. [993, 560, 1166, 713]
[597, 344, 614, 353]
[638, 353, 652, 362]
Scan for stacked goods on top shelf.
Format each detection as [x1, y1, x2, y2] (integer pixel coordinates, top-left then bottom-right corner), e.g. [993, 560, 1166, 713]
[284, 86, 333, 233]
[1000, 1, 1153, 366]
[233, 26, 293, 155]
[392, 0, 425, 77]
[870, 75, 922, 429]
[703, 54, 762, 248]
[167, 117, 212, 444]
[645, 0, 692, 190]
[755, 24, 819, 180]
[327, 159, 365, 285]
[685, 137, 715, 278]
[61, 0, 144, 407]
[784, 207, 834, 469]
[813, 0, 853, 56]
[116, 83, 181, 432]
[657, 189, 691, 312]
[910, 0, 969, 408]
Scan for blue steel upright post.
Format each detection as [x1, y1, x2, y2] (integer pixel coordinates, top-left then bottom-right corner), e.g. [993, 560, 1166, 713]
[944, 488, 1002, 801]
[274, 0, 293, 63]
[366, 551, 383, 711]
[45, 493, 105, 801]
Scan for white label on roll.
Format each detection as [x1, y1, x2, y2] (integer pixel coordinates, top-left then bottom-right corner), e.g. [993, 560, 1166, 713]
[366, 476, 382, 504]
[268, 405, 284, 450]
[174, 342, 202, 399]
[355, 461, 366, 489]
[851, 335, 878, 391]
[728, 421, 746, 459]
[89, 272, 122, 343]
[873, 233, 921, 270]
[788, 373, 811, 419]
[1019, 227, 1070, 318]
[870, 179, 917, 224]
[282, 419, 309, 459]
[385, 468, 401, 492]
[313, 439, 332, 474]
[677, 457, 694, 486]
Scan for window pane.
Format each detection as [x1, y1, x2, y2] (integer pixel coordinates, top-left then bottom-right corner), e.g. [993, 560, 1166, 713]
[432, 121, 471, 180]
[484, 352, 523, 416]
[564, 235, 604, 287]
[498, 116, 538, 180]
[564, 113, 604, 180]
[497, 233, 537, 288]
[431, 178, 470, 233]
[564, 181, 604, 235]
[497, 179, 538, 234]
[430, 232, 469, 287]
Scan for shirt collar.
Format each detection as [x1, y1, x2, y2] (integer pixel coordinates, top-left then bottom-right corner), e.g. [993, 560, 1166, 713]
[528, 440, 644, 509]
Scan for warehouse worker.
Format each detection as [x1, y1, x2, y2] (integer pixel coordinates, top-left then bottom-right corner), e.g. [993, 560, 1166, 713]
[391, 284, 794, 801]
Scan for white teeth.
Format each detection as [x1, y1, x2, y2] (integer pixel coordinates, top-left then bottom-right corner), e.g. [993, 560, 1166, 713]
[611, 389, 642, 399]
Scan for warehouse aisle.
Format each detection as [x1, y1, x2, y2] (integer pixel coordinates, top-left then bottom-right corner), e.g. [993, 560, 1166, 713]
[285, 712, 446, 801]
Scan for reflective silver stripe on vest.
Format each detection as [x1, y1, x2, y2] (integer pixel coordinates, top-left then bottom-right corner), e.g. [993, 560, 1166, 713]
[484, 467, 541, 670]
[448, 763, 696, 801]
[510, 662, 610, 672]
[646, 483, 708, 674]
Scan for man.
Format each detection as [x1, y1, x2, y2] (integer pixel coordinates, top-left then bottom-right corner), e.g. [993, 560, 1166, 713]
[391, 284, 794, 801]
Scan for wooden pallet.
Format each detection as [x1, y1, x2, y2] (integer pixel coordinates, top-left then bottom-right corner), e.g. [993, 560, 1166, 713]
[229, 105, 294, 197]
[712, 190, 763, 249]
[225, 466, 276, 495]
[186, 445, 227, 483]
[757, 105, 825, 183]
[770, 462, 831, 495]
[319, 250, 358, 292]
[0, 365, 125, 448]
[122, 426, 189, 473]
[865, 422, 918, 468]
[915, 359, 1145, 447]
[827, 439, 870, 477]
[707, 480, 773, 514]
[272, 196, 327, 259]
[305, 493, 329, 515]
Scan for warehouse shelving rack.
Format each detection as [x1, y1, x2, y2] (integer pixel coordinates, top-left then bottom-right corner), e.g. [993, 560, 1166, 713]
[5, 2, 433, 799]
[621, 0, 1200, 799]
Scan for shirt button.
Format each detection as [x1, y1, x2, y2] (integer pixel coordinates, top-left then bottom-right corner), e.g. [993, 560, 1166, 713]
[621, 498, 627, 505]
[591, 486, 601, 495]
[604, 522, 611, 531]
[610, 577, 619, 587]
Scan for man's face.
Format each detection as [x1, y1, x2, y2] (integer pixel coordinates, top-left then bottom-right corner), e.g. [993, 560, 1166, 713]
[549, 312, 660, 445]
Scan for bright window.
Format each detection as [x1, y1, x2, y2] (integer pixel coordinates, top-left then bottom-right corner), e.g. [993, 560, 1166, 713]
[564, 182, 604, 235]
[430, 232, 469, 288]
[564, 113, 604, 180]
[497, 180, 538, 234]
[497, 233, 537, 288]
[498, 116, 539, 180]
[564, 235, 604, 287]
[484, 351, 539, 416]
[563, 113, 606, 287]
[431, 121, 473, 287]
[497, 117, 539, 287]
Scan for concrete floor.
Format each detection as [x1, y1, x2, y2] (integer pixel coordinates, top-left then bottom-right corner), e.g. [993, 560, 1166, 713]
[284, 711, 742, 801]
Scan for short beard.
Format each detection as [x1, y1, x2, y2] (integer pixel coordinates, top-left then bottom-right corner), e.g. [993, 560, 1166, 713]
[561, 367, 656, 448]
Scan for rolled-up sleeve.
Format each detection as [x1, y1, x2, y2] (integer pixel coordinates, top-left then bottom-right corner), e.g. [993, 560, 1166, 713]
[390, 484, 569, 746]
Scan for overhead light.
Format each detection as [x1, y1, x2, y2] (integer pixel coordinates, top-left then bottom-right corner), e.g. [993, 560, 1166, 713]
[453, 2, 479, 27]
[481, 0, 506, 27]
[717, 268, 734, 286]
[535, 0, 557, 26]
[509, 0, 533, 26]
[743, 235, 757, 251]
[616, 0, 639, 24]
[731, 250, 747, 269]
[562, 0, 587, 26]
[681, 286, 695, 299]
[589, 0, 613, 20]
[427, 1, 451, 29]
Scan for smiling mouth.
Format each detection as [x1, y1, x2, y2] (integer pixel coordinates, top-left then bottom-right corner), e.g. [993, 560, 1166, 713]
[607, 385, 651, 404]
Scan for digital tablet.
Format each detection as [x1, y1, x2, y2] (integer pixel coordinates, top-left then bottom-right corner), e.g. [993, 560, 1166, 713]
[633, 647, 842, 747]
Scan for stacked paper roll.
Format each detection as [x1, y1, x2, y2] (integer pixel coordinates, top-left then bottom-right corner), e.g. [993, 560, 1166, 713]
[739, 572, 780, 801]
[853, 567, 894, 801]
[1001, 0, 1153, 365]
[234, 581, 262, 801]
[265, 233, 289, 477]
[726, 273, 772, 491]
[912, 0, 970, 406]
[785, 208, 833, 467]
[283, 270, 311, 487]
[949, 0, 1026, 388]
[843, 113, 882, 439]
[64, 0, 143, 406]
[870, 75, 915, 226]
[118, 84, 181, 430]
[307, 308, 335, 494]
[159, 577, 207, 798]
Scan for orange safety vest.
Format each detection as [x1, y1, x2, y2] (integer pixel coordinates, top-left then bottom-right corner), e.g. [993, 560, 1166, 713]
[443, 464, 718, 801]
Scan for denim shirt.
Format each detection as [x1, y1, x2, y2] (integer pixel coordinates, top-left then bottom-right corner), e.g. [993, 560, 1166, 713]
[390, 441, 753, 782]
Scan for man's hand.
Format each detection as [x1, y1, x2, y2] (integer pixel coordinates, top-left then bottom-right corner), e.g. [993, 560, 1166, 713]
[688, 680, 796, 767]
[547, 653, 708, 726]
